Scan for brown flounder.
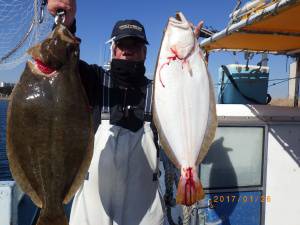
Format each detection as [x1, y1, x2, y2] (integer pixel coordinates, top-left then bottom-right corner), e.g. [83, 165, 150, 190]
[6, 24, 93, 225]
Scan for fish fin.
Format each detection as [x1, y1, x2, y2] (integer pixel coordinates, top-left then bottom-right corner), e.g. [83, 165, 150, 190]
[6, 107, 43, 208]
[63, 131, 94, 204]
[176, 168, 204, 206]
[152, 103, 181, 168]
[36, 208, 68, 225]
[7, 156, 43, 207]
[196, 71, 218, 165]
[6, 148, 43, 207]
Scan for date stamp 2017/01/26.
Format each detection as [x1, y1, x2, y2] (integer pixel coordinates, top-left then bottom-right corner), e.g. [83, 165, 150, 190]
[209, 195, 271, 206]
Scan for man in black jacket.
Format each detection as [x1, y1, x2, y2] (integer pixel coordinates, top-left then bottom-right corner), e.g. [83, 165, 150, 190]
[47, 1, 202, 224]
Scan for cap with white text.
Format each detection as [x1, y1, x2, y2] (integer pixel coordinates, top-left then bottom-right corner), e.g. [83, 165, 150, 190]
[111, 19, 149, 44]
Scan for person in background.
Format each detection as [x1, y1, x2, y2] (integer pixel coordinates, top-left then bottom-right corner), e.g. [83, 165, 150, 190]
[47, 1, 203, 224]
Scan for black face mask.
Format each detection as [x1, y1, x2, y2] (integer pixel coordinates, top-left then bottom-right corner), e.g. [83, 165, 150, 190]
[110, 59, 148, 87]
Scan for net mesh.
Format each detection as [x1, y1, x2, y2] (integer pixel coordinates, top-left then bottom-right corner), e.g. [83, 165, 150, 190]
[0, 0, 53, 70]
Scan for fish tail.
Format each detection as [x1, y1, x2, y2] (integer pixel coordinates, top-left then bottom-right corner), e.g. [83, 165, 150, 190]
[36, 208, 68, 225]
[176, 167, 205, 206]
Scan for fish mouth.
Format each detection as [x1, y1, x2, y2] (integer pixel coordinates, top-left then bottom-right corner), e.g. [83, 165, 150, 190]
[28, 60, 58, 78]
[169, 12, 189, 29]
[175, 12, 183, 21]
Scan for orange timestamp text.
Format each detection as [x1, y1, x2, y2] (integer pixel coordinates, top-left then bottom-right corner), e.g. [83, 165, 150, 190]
[208, 195, 271, 206]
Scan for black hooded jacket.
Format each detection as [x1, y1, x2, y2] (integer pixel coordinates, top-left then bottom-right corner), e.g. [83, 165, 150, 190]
[78, 60, 152, 133]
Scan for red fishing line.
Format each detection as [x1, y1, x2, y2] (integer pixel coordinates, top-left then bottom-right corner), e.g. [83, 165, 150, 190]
[159, 49, 178, 87]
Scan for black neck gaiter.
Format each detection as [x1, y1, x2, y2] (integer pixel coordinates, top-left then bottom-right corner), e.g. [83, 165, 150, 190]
[110, 59, 148, 87]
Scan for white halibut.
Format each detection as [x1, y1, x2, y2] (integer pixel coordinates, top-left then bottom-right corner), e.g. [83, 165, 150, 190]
[153, 12, 217, 206]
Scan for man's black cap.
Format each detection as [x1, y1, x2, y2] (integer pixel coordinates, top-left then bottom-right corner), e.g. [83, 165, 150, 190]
[111, 19, 149, 44]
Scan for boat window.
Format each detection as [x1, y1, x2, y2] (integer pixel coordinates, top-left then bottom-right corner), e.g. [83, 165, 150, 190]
[200, 126, 264, 189]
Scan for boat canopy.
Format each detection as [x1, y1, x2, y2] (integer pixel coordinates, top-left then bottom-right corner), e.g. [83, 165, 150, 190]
[200, 0, 300, 55]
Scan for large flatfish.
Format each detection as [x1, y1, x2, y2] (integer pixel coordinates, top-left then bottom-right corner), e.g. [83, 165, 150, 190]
[6, 24, 93, 225]
[153, 12, 217, 206]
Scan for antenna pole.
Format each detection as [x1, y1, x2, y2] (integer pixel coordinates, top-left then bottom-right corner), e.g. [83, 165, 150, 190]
[293, 57, 300, 107]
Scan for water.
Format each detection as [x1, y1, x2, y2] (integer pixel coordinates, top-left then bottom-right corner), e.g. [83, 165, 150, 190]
[0, 99, 12, 180]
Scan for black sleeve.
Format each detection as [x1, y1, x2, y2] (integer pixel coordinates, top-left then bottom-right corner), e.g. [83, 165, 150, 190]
[78, 60, 104, 108]
[68, 19, 77, 34]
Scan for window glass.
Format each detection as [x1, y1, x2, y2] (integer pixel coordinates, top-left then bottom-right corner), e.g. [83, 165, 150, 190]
[200, 127, 264, 189]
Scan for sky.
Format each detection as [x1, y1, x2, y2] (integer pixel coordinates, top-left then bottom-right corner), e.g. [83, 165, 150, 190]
[0, 0, 296, 99]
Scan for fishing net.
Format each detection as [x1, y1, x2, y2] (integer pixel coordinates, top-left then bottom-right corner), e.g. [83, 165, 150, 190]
[0, 0, 53, 70]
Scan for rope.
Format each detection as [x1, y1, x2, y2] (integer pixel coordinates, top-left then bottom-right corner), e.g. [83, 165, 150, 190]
[162, 151, 178, 225]
[182, 205, 195, 225]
